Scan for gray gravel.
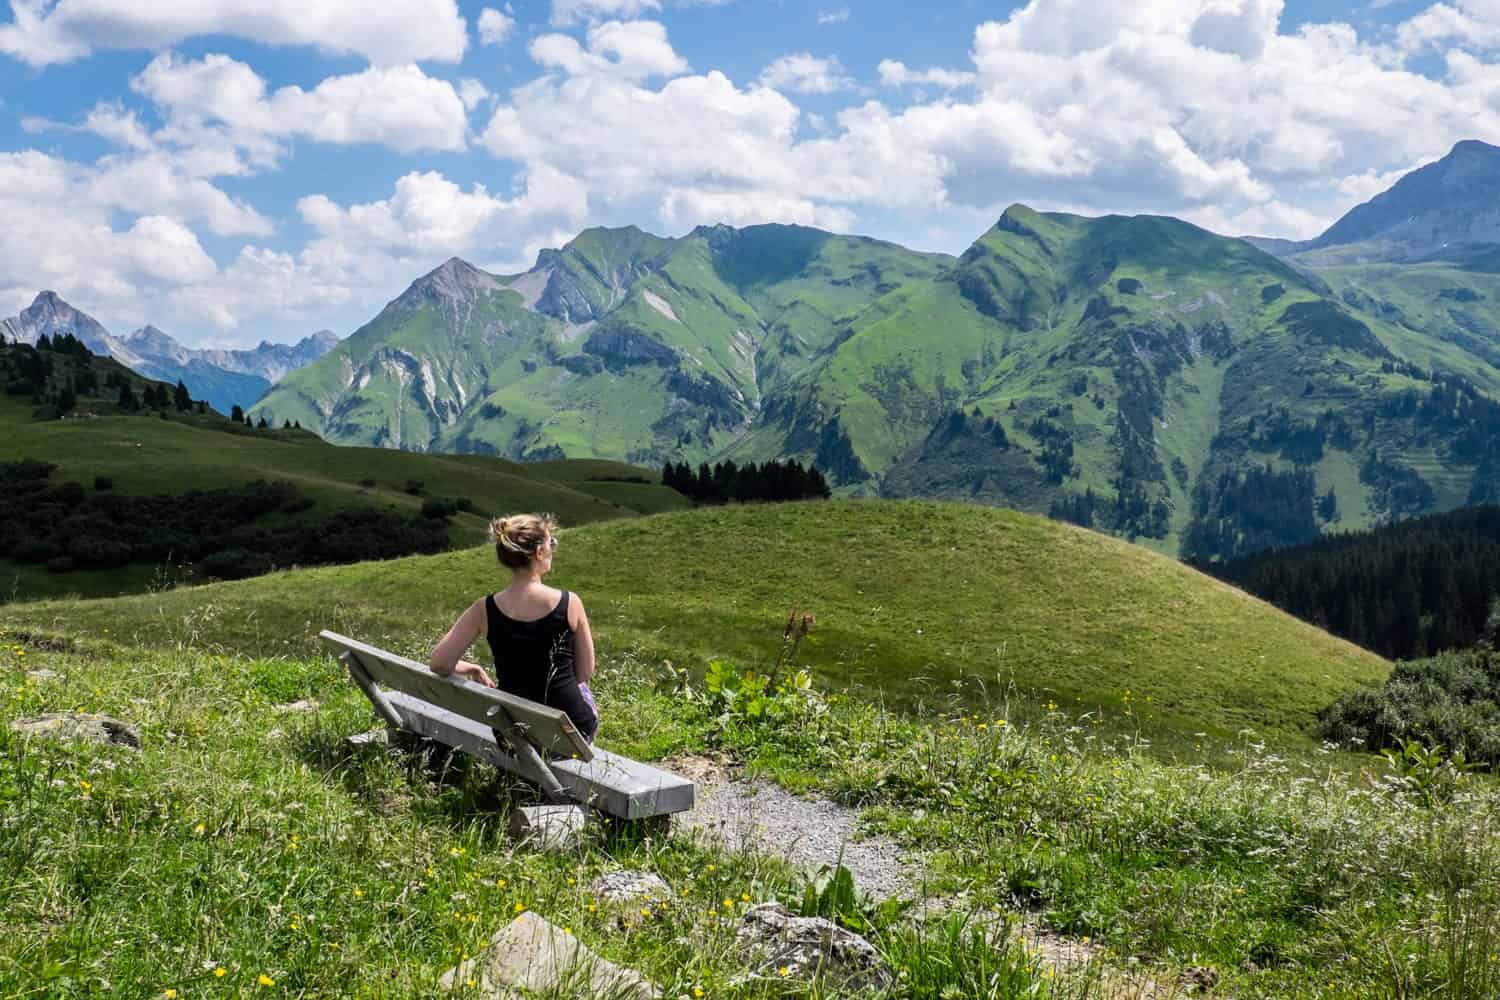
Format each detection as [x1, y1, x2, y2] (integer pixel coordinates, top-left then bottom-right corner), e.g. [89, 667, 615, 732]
[677, 777, 924, 900]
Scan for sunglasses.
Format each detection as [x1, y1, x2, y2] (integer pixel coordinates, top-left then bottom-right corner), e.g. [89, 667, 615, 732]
[542, 536, 559, 551]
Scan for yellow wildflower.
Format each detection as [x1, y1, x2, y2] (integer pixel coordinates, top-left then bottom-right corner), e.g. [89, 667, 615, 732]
[257, 973, 276, 986]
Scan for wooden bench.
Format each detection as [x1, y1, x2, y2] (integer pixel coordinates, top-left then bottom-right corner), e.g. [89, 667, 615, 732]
[320, 631, 694, 821]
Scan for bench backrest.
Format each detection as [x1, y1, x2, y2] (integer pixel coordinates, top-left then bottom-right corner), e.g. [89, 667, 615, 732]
[320, 630, 593, 762]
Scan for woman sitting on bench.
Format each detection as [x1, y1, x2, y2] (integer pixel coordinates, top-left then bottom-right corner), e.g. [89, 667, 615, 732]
[429, 512, 599, 742]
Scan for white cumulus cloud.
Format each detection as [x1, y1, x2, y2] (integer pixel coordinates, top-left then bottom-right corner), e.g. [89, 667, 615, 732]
[876, 60, 976, 90]
[133, 54, 470, 160]
[758, 53, 856, 94]
[477, 7, 515, 46]
[551, 0, 661, 27]
[0, 0, 468, 67]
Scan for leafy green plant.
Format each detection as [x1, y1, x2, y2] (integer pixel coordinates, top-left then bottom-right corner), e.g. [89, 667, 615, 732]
[1378, 738, 1478, 807]
[794, 863, 909, 935]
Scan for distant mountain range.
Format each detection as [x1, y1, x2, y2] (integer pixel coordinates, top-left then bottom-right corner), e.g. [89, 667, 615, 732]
[1247, 139, 1500, 264]
[247, 139, 1500, 559]
[0, 292, 337, 414]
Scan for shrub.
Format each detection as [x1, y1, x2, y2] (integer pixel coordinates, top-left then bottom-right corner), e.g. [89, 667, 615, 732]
[1319, 647, 1500, 768]
[93, 476, 113, 491]
[420, 497, 460, 519]
[403, 479, 425, 496]
[44, 555, 76, 574]
[199, 548, 273, 580]
[12, 539, 62, 563]
[358, 477, 376, 489]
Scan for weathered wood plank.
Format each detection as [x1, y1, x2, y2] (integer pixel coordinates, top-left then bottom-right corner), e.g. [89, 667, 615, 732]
[319, 630, 591, 762]
[341, 652, 403, 730]
[384, 692, 695, 819]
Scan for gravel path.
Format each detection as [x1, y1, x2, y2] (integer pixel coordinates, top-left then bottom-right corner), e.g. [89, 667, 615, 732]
[675, 772, 924, 900]
[667, 757, 1180, 998]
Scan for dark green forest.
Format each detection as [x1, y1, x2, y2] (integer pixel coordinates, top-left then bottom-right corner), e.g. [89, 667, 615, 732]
[1, 459, 454, 584]
[1208, 505, 1500, 661]
[661, 458, 832, 504]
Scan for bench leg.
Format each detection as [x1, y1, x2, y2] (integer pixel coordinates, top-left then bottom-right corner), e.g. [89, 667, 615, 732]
[492, 722, 571, 803]
[341, 653, 405, 730]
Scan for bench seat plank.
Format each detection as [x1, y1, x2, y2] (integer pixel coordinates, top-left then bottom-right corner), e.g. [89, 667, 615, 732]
[384, 691, 695, 819]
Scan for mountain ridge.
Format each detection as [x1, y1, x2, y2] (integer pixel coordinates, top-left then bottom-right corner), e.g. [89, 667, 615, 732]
[251, 187, 1500, 560]
[0, 291, 339, 413]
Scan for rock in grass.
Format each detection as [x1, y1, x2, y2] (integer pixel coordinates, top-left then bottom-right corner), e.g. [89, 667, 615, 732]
[10, 713, 141, 751]
[439, 911, 657, 999]
[592, 870, 673, 904]
[734, 902, 891, 991]
[273, 699, 319, 713]
[591, 870, 674, 929]
[1179, 965, 1221, 992]
[508, 805, 588, 850]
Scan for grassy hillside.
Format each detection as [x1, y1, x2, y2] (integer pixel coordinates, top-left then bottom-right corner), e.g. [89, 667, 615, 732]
[0, 397, 682, 601]
[0, 501, 1386, 746]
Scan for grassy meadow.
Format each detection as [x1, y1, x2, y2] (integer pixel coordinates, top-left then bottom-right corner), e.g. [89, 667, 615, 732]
[0, 501, 1385, 748]
[5, 500, 1499, 998]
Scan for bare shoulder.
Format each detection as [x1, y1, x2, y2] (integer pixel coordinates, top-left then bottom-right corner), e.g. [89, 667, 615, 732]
[464, 595, 489, 632]
[567, 590, 589, 628]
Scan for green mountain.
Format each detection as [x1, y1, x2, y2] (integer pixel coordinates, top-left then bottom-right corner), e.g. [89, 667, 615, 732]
[254, 181, 1500, 558]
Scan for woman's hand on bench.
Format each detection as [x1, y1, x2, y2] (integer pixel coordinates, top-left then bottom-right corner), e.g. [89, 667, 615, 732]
[451, 660, 496, 688]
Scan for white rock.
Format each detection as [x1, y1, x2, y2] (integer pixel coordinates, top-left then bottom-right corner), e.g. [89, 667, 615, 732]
[10, 713, 140, 751]
[438, 911, 656, 999]
[508, 805, 588, 850]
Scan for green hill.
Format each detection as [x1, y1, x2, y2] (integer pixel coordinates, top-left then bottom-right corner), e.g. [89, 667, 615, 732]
[0, 500, 1387, 745]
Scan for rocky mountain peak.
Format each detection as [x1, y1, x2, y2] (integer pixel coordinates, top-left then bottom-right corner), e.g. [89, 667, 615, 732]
[126, 325, 180, 351]
[1306, 138, 1500, 258]
[2, 290, 116, 353]
[399, 257, 500, 308]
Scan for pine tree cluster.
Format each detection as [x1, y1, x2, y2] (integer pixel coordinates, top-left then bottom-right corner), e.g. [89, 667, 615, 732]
[660, 458, 831, 504]
[1212, 504, 1500, 660]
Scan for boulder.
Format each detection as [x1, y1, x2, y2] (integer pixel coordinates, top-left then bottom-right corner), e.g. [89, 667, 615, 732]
[439, 911, 657, 999]
[10, 713, 140, 751]
[508, 805, 588, 850]
[592, 870, 674, 904]
[591, 870, 674, 929]
[734, 903, 892, 992]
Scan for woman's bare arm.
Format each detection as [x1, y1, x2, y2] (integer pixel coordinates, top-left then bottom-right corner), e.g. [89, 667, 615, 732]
[430, 599, 495, 687]
[571, 594, 596, 684]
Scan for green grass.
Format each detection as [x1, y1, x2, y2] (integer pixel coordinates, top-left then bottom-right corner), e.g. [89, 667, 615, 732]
[0, 501, 1385, 749]
[0, 593, 1493, 999]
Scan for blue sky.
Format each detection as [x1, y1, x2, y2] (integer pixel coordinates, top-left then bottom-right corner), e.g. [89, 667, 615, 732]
[0, 0, 1495, 347]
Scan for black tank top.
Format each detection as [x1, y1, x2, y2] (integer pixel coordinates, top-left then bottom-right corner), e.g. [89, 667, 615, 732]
[484, 590, 597, 741]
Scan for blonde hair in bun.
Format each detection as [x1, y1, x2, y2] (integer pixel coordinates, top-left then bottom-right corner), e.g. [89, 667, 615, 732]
[489, 512, 558, 569]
